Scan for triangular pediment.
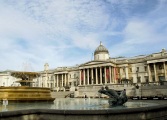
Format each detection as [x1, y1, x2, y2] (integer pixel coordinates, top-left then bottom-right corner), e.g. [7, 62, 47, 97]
[79, 60, 110, 67]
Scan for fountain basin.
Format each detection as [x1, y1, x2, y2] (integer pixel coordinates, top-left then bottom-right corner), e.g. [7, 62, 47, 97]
[0, 98, 167, 120]
[0, 105, 167, 120]
[0, 87, 54, 102]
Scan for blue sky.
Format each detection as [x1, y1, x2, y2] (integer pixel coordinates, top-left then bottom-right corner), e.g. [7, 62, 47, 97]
[0, 0, 167, 71]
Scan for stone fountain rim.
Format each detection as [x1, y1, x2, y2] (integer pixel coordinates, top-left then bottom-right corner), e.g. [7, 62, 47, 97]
[0, 104, 167, 116]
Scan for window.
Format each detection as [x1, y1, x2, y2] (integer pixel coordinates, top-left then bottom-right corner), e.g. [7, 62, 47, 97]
[136, 67, 139, 72]
[129, 68, 132, 72]
[137, 76, 141, 83]
[152, 76, 155, 82]
[51, 75, 54, 81]
[159, 65, 163, 70]
[116, 68, 120, 73]
[150, 65, 154, 71]
[144, 76, 149, 83]
[129, 77, 133, 84]
[144, 66, 147, 71]
[74, 74, 76, 78]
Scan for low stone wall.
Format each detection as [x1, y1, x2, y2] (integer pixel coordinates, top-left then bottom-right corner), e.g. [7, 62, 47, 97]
[140, 85, 167, 97]
[76, 85, 135, 98]
[76, 84, 167, 98]
[51, 91, 74, 98]
[0, 104, 167, 120]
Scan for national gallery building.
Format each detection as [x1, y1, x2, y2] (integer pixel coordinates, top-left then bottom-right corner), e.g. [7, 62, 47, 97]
[0, 42, 167, 92]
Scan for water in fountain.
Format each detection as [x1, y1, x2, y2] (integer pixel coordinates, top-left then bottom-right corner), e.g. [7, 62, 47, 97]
[0, 98, 160, 112]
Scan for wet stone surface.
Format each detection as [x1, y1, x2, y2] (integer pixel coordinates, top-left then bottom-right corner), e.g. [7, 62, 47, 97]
[0, 98, 165, 112]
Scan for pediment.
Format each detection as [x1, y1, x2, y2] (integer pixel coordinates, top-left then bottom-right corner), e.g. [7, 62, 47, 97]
[79, 60, 109, 67]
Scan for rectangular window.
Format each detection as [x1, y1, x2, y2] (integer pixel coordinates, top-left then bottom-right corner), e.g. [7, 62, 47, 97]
[137, 77, 141, 83]
[74, 81, 76, 86]
[144, 66, 147, 71]
[150, 65, 154, 71]
[144, 76, 149, 83]
[136, 67, 139, 72]
[129, 77, 133, 83]
[129, 68, 132, 72]
[159, 65, 163, 70]
[117, 68, 120, 73]
[152, 76, 155, 82]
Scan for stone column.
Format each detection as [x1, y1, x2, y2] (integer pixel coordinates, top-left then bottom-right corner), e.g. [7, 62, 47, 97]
[96, 67, 98, 84]
[112, 67, 115, 83]
[65, 73, 67, 86]
[120, 68, 122, 80]
[154, 63, 158, 82]
[104, 67, 107, 84]
[45, 73, 48, 87]
[57, 74, 59, 87]
[53, 75, 55, 88]
[113, 67, 116, 83]
[125, 67, 129, 79]
[100, 67, 102, 84]
[109, 66, 111, 83]
[163, 62, 167, 81]
[91, 68, 94, 84]
[79, 70, 81, 85]
[147, 64, 152, 82]
[62, 74, 63, 87]
[111, 67, 114, 83]
[87, 69, 89, 85]
[83, 69, 85, 85]
[40, 76, 42, 87]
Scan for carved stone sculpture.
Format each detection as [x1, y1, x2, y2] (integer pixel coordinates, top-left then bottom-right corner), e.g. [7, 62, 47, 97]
[98, 86, 128, 106]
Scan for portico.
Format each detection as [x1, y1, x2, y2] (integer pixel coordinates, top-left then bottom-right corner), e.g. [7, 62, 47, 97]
[54, 72, 68, 91]
[79, 61, 116, 86]
[147, 59, 167, 82]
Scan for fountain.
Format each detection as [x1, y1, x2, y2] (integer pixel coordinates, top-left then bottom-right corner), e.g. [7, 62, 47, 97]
[0, 85, 166, 120]
[0, 71, 55, 102]
[98, 86, 128, 106]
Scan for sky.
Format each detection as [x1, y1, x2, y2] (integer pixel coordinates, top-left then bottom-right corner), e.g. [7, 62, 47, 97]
[0, 0, 167, 71]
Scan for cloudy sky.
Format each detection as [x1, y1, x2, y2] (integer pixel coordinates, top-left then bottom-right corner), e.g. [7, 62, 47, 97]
[0, 0, 167, 71]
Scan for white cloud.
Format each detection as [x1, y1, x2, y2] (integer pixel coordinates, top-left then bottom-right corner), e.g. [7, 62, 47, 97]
[124, 20, 158, 45]
[0, 0, 113, 71]
[0, 0, 167, 71]
[109, 0, 167, 57]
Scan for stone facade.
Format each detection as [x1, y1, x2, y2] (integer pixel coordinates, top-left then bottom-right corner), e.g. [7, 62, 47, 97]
[0, 71, 19, 87]
[0, 43, 167, 94]
[33, 43, 167, 96]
